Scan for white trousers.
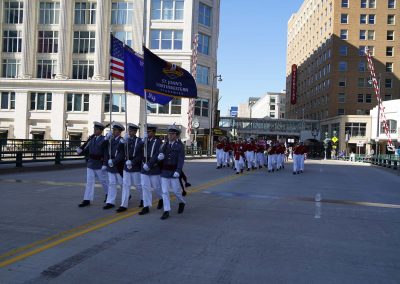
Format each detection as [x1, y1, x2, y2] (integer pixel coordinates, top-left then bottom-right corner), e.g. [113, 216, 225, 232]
[256, 153, 264, 167]
[216, 149, 224, 167]
[245, 151, 255, 169]
[161, 177, 186, 212]
[268, 154, 277, 171]
[106, 172, 123, 205]
[121, 171, 142, 208]
[234, 157, 244, 173]
[293, 154, 300, 172]
[83, 168, 109, 201]
[277, 154, 284, 169]
[300, 154, 305, 171]
[223, 151, 229, 166]
[141, 174, 162, 208]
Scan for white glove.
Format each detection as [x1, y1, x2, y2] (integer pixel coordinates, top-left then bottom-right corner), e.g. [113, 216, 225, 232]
[108, 159, 114, 167]
[173, 171, 180, 178]
[126, 160, 132, 169]
[143, 133, 148, 139]
[158, 153, 165, 161]
[76, 147, 82, 155]
[101, 165, 107, 171]
[124, 133, 130, 140]
[143, 163, 150, 171]
[105, 131, 112, 140]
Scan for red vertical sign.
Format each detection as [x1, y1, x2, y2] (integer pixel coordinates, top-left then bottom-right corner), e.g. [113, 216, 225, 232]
[291, 64, 297, 105]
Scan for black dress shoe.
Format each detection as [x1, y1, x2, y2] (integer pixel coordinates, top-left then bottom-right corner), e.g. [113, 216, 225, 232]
[78, 200, 90, 207]
[240, 169, 243, 173]
[236, 172, 239, 175]
[157, 199, 163, 210]
[104, 194, 108, 203]
[116, 206, 127, 213]
[129, 195, 132, 200]
[182, 190, 187, 197]
[103, 203, 115, 210]
[139, 206, 149, 215]
[293, 172, 296, 175]
[185, 182, 191, 187]
[139, 200, 144, 208]
[178, 203, 185, 214]
[247, 168, 250, 171]
[160, 211, 170, 220]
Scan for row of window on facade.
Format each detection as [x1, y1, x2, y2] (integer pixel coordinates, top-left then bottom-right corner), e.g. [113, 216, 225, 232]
[338, 60, 395, 73]
[4, 1, 213, 26]
[340, 30, 396, 43]
[340, 13, 396, 25]
[2, 28, 212, 54]
[2, 59, 212, 85]
[0, 91, 210, 118]
[341, 0, 396, 9]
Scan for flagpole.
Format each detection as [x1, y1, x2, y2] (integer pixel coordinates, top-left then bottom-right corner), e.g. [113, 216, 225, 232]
[124, 90, 129, 160]
[109, 32, 113, 157]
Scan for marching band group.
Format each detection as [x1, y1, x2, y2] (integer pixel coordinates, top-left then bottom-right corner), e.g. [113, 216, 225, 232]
[77, 122, 307, 220]
[215, 137, 307, 175]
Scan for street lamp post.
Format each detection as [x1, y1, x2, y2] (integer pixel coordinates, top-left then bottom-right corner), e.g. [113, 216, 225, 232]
[324, 132, 329, 160]
[209, 74, 222, 156]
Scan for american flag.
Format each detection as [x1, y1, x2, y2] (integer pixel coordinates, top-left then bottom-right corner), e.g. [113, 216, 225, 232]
[110, 35, 124, 81]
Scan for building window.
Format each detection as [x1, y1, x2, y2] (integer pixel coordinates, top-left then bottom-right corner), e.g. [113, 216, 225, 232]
[147, 99, 182, 115]
[361, 0, 376, 8]
[113, 31, 132, 47]
[150, 29, 183, 50]
[104, 93, 125, 112]
[198, 33, 210, 55]
[341, 0, 349, 7]
[67, 93, 89, 112]
[340, 14, 348, 24]
[196, 65, 209, 85]
[38, 31, 58, 53]
[72, 60, 94, 79]
[387, 15, 395, 25]
[2, 59, 20, 78]
[384, 94, 392, 101]
[385, 78, 392, 88]
[359, 30, 366, 40]
[37, 59, 57, 78]
[386, 62, 393, 72]
[359, 45, 374, 56]
[358, 61, 366, 72]
[151, 0, 184, 21]
[365, 94, 372, 103]
[381, 120, 397, 134]
[339, 61, 347, 72]
[170, 98, 182, 114]
[340, 29, 348, 39]
[368, 15, 375, 24]
[387, 30, 394, 40]
[30, 92, 52, 110]
[338, 93, 345, 103]
[73, 31, 95, 53]
[358, 77, 365, 87]
[339, 45, 348, 56]
[386, 46, 394, 56]
[111, 2, 133, 25]
[361, 0, 367, 7]
[338, 78, 346, 87]
[194, 98, 207, 116]
[388, 0, 396, 8]
[367, 30, 375, 40]
[338, 109, 345, 115]
[345, 122, 366, 137]
[2, 30, 22, 52]
[4, 1, 23, 24]
[39, 2, 60, 24]
[270, 112, 276, 118]
[74, 2, 96, 24]
[358, 94, 364, 103]
[199, 2, 212, 27]
[360, 14, 367, 24]
[1, 92, 15, 110]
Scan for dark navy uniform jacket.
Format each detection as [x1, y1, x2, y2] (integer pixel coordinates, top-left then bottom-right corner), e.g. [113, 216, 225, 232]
[104, 136, 125, 174]
[141, 137, 162, 175]
[160, 140, 185, 178]
[124, 136, 143, 173]
[81, 135, 107, 170]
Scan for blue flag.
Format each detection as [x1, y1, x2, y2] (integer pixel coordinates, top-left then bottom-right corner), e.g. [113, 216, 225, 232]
[124, 46, 172, 105]
[143, 46, 197, 99]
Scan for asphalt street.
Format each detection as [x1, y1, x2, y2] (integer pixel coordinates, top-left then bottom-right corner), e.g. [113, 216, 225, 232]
[0, 159, 399, 284]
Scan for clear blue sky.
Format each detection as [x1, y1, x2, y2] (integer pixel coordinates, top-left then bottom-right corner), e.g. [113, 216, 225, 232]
[217, 0, 304, 115]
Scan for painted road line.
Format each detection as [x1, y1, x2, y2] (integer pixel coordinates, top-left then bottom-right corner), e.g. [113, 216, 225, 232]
[0, 173, 242, 268]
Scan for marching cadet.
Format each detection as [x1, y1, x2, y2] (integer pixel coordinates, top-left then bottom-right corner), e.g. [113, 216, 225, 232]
[233, 138, 245, 174]
[215, 138, 224, 169]
[267, 141, 278, 172]
[77, 122, 109, 207]
[116, 123, 143, 213]
[223, 139, 232, 168]
[299, 141, 307, 173]
[157, 125, 186, 220]
[256, 140, 265, 169]
[292, 141, 302, 175]
[103, 122, 125, 209]
[138, 125, 163, 215]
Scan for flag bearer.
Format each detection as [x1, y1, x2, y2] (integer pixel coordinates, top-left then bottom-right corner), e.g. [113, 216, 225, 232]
[103, 122, 125, 209]
[157, 125, 186, 220]
[77, 122, 109, 207]
[116, 123, 143, 213]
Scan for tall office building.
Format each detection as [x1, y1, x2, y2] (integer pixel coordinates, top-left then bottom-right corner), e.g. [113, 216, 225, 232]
[286, 0, 399, 120]
[0, 0, 220, 149]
